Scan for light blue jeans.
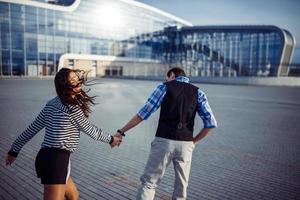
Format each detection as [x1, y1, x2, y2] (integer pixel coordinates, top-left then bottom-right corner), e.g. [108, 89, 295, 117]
[136, 137, 195, 200]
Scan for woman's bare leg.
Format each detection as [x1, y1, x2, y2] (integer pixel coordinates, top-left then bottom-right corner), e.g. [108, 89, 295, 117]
[44, 184, 65, 200]
[65, 177, 79, 200]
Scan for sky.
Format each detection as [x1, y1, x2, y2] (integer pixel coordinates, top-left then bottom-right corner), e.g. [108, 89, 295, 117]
[137, 0, 300, 63]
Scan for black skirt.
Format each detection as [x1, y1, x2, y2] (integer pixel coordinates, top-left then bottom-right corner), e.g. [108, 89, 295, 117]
[35, 148, 71, 184]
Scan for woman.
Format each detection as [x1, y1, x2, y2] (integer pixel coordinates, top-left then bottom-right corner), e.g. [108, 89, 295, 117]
[5, 68, 121, 200]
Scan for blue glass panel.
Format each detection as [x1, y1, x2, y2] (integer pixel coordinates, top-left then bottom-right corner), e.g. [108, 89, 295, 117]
[25, 6, 37, 33]
[12, 51, 24, 75]
[1, 22, 10, 50]
[250, 34, 259, 75]
[12, 32, 24, 50]
[0, 3, 9, 20]
[26, 37, 38, 58]
[10, 4, 22, 12]
[54, 11, 66, 36]
[39, 53, 46, 60]
[0, 2, 8, 9]
[10, 5, 24, 33]
[47, 10, 55, 34]
[38, 8, 46, 34]
[1, 50, 11, 75]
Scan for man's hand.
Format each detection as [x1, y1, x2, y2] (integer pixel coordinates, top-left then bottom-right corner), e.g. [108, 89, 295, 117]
[193, 128, 214, 144]
[114, 132, 124, 139]
[110, 134, 123, 148]
[5, 154, 16, 166]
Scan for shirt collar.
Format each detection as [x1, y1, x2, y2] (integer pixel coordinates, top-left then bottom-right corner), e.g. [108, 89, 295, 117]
[175, 76, 189, 83]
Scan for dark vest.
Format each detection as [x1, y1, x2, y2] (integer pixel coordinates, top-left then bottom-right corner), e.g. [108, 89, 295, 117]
[155, 80, 198, 141]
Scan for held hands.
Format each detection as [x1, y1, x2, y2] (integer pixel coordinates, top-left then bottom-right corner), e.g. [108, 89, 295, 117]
[110, 133, 123, 148]
[110, 129, 126, 148]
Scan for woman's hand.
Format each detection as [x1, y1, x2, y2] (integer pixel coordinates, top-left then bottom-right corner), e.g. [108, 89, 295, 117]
[110, 134, 123, 148]
[5, 154, 16, 166]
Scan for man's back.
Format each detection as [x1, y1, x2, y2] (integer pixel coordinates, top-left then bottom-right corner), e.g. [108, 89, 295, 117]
[156, 80, 198, 141]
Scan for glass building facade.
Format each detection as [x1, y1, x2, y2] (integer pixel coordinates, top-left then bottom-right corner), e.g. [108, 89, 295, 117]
[150, 26, 295, 76]
[0, 0, 295, 77]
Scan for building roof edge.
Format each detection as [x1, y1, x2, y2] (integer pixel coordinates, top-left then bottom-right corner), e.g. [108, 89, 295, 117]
[118, 0, 193, 26]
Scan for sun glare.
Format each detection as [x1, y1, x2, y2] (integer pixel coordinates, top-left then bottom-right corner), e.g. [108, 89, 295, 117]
[94, 4, 123, 28]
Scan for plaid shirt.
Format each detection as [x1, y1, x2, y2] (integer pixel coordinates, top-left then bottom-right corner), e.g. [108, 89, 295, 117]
[138, 76, 217, 128]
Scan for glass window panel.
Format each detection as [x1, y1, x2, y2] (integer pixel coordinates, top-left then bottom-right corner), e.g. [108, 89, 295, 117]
[47, 9, 54, 34]
[26, 37, 38, 58]
[1, 50, 11, 75]
[25, 6, 37, 33]
[1, 22, 10, 50]
[12, 51, 24, 75]
[12, 32, 24, 50]
[38, 8, 46, 34]
[0, 2, 9, 14]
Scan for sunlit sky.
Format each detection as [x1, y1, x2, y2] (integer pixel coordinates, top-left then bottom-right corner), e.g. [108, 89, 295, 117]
[136, 0, 300, 63]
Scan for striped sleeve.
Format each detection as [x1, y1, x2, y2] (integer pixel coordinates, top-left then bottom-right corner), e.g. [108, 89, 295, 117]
[70, 107, 112, 143]
[197, 90, 218, 128]
[9, 107, 46, 157]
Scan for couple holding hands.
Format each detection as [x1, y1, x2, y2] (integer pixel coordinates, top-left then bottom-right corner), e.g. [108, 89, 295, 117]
[6, 67, 217, 200]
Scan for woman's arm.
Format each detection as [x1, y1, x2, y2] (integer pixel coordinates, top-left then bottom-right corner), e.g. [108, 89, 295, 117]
[6, 108, 46, 165]
[70, 107, 113, 144]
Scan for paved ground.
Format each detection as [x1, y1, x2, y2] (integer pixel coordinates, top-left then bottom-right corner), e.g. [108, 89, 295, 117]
[0, 78, 300, 200]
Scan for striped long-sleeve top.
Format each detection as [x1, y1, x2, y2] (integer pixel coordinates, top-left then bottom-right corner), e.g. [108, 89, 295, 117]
[8, 96, 112, 157]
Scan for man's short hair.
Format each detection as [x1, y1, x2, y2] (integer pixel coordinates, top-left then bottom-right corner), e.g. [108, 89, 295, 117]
[167, 67, 186, 77]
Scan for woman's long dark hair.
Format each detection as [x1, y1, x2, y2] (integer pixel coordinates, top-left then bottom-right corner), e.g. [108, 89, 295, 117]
[55, 68, 95, 117]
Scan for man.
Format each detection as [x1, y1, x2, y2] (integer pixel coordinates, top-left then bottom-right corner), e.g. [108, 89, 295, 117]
[116, 67, 217, 200]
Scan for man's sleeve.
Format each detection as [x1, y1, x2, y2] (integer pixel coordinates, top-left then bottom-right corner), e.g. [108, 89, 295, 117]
[137, 83, 167, 120]
[197, 90, 217, 128]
